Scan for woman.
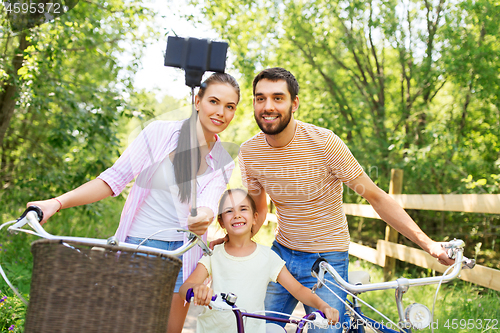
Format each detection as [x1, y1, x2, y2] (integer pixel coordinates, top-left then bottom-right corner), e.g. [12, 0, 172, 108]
[27, 72, 240, 333]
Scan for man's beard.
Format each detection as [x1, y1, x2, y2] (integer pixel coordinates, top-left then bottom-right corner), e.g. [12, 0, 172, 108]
[255, 105, 292, 135]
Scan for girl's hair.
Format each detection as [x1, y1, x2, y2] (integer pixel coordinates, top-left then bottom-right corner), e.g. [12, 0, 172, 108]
[174, 73, 240, 203]
[217, 188, 257, 222]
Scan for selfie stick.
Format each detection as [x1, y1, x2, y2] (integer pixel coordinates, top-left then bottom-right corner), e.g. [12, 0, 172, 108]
[189, 89, 197, 216]
[164, 36, 228, 217]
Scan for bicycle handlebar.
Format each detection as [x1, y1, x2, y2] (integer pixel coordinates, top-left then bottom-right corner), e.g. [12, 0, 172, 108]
[185, 288, 219, 305]
[311, 239, 475, 294]
[9, 206, 44, 231]
[185, 288, 329, 329]
[8, 206, 212, 257]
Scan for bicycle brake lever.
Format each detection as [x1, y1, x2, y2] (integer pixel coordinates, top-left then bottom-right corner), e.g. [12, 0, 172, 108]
[198, 239, 213, 256]
[462, 257, 476, 270]
[209, 295, 234, 311]
[188, 233, 212, 256]
[311, 268, 325, 293]
[311, 281, 325, 294]
[181, 229, 213, 256]
[441, 239, 466, 260]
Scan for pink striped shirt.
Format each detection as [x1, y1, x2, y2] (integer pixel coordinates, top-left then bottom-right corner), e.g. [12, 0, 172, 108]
[98, 120, 234, 280]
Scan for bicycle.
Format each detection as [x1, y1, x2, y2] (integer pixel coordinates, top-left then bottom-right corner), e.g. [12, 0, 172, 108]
[185, 287, 331, 333]
[310, 239, 476, 333]
[1, 205, 213, 333]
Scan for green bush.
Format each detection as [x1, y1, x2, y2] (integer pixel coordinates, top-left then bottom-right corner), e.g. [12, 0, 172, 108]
[0, 294, 26, 333]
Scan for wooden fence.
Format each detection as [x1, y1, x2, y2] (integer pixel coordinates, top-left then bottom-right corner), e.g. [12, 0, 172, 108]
[265, 170, 500, 291]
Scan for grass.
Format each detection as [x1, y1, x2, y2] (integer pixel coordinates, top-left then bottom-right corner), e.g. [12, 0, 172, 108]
[0, 196, 124, 332]
[1, 211, 498, 333]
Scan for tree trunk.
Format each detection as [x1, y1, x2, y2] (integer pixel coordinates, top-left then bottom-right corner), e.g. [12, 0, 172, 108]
[0, 31, 29, 149]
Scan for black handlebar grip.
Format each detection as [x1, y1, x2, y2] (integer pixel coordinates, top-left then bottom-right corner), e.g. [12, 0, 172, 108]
[311, 257, 328, 275]
[18, 206, 44, 222]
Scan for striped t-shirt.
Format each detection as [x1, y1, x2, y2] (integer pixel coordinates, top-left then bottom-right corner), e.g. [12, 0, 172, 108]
[239, 120, 363, 253]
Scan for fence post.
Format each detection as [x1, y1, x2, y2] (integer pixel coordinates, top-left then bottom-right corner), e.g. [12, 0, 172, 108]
[383, 169, 403, 281]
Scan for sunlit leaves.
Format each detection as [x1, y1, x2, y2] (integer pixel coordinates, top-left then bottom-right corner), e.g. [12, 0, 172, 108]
[195, 0, 500, 195]
[0, 0, 159, 215]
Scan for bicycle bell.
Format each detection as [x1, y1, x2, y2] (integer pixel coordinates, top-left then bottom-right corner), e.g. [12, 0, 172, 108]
[221, 292, 238, 306]
[404, 303, 432, 329]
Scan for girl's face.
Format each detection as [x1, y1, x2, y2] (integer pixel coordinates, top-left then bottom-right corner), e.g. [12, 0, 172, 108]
[219, 191, 257, 237]
[195, 83, 239, 137]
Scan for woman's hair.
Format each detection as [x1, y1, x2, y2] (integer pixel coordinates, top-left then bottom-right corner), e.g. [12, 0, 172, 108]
[217, 188, 257, 225]
[174, 73, 240, 203]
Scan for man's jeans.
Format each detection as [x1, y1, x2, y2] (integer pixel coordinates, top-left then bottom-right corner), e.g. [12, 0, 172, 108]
[265, 241, 348, 333]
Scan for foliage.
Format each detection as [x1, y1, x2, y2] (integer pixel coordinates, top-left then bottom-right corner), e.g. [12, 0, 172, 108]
[0, 293, 26, 333]
[0, 0, 158, 220]
[193, 0, 500, 189]
[0, 80, 190, 329]
[0, 1, 167, 330]
[0, 195, 124, 332]
[192, 0, 500, 264]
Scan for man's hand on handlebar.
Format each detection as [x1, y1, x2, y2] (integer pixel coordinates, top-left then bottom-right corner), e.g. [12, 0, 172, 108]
[26, 199, 60, 225]
[428, 241, 455, 266]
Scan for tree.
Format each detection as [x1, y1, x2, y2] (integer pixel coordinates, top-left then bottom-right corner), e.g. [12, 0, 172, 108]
[194, 0, 500, 193]
[193, 0, 500, 256]
[0, 0, 158, 214]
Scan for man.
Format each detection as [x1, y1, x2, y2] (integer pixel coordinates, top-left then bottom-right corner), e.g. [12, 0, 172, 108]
[238, 67, 453, 332]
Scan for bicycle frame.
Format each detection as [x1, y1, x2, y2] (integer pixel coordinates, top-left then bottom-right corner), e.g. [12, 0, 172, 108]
[342, 299, 411, 333]
[311, 240, 475, 333]
[232, 309, 325, 333]
[185, 288, 329, 333]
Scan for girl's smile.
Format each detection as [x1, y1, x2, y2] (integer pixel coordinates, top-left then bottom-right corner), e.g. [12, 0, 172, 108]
[220, 191, 257, 237]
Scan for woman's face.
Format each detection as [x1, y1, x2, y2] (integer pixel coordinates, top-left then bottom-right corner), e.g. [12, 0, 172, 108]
[195, 83, 239, 136]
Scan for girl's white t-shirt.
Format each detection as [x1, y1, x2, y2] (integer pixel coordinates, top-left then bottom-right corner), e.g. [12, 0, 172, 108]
[196, 243, 286, 333]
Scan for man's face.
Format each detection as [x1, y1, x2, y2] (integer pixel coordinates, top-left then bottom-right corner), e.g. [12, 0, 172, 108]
[253, 79, 298, 135]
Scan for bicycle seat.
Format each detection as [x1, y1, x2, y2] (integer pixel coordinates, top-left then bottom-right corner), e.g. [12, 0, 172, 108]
[348, 271, 371, 285]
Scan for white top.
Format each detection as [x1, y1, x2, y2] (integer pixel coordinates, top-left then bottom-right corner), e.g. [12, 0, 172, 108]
[98, 120, 235, 281]
[129, 156, 209, 241]
[196, 244, 286, 333]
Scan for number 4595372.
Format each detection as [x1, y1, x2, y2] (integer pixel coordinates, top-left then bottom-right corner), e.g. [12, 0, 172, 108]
[444, 318, 498, 330]
[2, 2, 60, 14]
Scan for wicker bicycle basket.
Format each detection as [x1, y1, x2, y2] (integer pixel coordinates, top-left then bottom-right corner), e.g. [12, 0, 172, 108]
[24, 239, 182, 333]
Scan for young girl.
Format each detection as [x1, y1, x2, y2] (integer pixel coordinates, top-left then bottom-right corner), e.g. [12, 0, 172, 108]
[180, 189, 339, 332]
[27, 73, 240, 333]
